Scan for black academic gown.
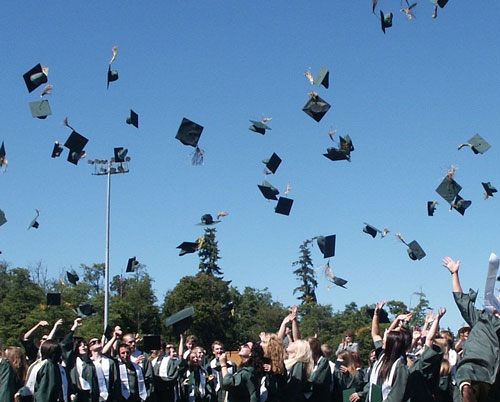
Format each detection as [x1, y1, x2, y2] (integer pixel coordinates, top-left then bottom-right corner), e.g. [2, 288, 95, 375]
[0, 358, 16, 402]
[222, 366, 261, 402]
[283, 362, 308, 402]
[70, 357, 100, 402]
[404, 345, 443, 402]
[153, 355, 182, 402]
[34, 360, 67, 402]
[309, 357, 332, 402]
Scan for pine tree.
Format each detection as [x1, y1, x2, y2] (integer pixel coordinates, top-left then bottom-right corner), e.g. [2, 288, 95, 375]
[292, 239, 317, 303]
[198, 227, 223, 276]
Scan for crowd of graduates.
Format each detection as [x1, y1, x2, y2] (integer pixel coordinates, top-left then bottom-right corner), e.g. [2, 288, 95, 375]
[0, 256, 500, 402]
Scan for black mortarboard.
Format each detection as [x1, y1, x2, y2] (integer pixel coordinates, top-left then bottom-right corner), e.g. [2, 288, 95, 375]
[142, 335, 161, 352]
[313, 67, 329, 89]
[363, 224, 381, 238]
[380, 11, 393, 34]
[29, 100, 52, 119]
[0, 209, 6, 227]
[114, 147, 128, 163]
[28, 210, 40, 230]
[166, 306, 195, 334]
[176, 118, 203, 148]
[482, 182, 497, 198]
[436, 176, 462, 204]
[452, 195, 472, 216]
[23, 64, 48, 93]
[339, 135, 354, 153]
[302, 93, 331, 122]
[427, 201, 437, 216]
[437, 0, 448, 7]
[249, 120, 272, 135]
[331, 276, 347, 288]
[107, 65, 119, 89]
[407, 240, 426, 260]
[275, 197, 293, 216]
[51, 142, 63, 158]
[66, 270, 79, 286]
[64, 131, 88, 154]
[199, 214, 220, 225]
[104, 325, 114, 340]
[0, 142, 5, 164]
[177, 241, 200, 256]
[459, 134, 491, 155]
[46, 292, 61, 306]
[317, 235, 336, 258]
[367, 308, 390, 324]
[77, 302, 97, 317]
[263, 153, 282, 174]
[67, 151, 86, 165]
[323, 148, 350, 162]
[258, 181, 279, 201]
[126, 110, 139, 128]
[126, 257, 139, 273]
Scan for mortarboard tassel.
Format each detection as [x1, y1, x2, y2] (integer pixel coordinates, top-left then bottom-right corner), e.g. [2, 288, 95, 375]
[196, 236, 204, 250]
[191, 147, 204, 165]
[110, 46, 118, 65]
[304, 68, 314, 85]
[63, 117, 75, 132]
[328, 128, 337, 142]
[216, 211, 228, 219]
[432, 4, 438, 18]
[395, 232, 409, 247]
[285, 183, 292, 196]
[40, 84, 53, 97]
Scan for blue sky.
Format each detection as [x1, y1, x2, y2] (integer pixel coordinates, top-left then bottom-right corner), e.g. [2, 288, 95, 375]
[2, 1, 500, 333]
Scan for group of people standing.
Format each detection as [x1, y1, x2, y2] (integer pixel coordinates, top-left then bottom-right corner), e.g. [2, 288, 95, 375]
[1, 256, 500, 401]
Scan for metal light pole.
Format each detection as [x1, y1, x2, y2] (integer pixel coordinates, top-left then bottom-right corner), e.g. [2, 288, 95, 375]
[89, 154, 130, 331]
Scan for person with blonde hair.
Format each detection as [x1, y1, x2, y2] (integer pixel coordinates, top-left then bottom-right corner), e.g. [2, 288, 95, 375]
[283, 340, 312, 402]
[260, 333, 286, 402]
[4, 346, 28, 392]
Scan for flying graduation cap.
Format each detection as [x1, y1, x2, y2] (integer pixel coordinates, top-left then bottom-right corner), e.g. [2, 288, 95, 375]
[166, 306, 195, 334]
[114, 147, 128, 163]
[396, 233, 426, 260]
[458, 134, 491, 155]
[107, 46, 119, 89]
[258, 181, 279, 201]
[23, 64, 48, 93]
[46, 292, 61, 306]
[0, 209, 6, 227]
[63, 118, 88, 165]
[198, 214, 221, 226]
[126, 110, 139, 128]
[0, 142, 7, 171]
[66, 270, 79, 286]
[305, 67, 329, 89]
[263, 153, 282, 174]
[51, 142, 64, 158]
[427, 201, 438, 216]
[76, 302, 97, 317]
[324, 135, 354, 162]
[302, 92, 331, 122]
[126, 257, 140, 273]
[363, 223, 389, 238]
[177, 237, 203, 256]
[28, 209, 40, 230]
[380, 11, 393, 34]
[451, 195, 472, 216]
[482, 182, 497, 199]
[29, 100, 52, 119]
[175, 118, 205, 165]
[436, 168, 462, 204]
[318, 260, 347, 289]
[367, 307, 390, 324]
[316, 235, 336, 258]
[249, 118, 272, 135]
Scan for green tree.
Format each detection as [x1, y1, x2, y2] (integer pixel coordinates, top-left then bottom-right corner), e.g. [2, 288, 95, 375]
[82, 263, 105, 296]
[162, 273, 234, 349]
[292, 239, 317, 304]
[386, 300, 409, 318]
[109, 265, 161, 335]
[198, 227, 223, 276]
[409, 290, 430, 328]
[231, 287, 287, 349]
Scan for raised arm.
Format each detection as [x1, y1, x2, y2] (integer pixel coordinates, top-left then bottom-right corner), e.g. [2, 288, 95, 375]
[291, 306, 301, 341]
[277, 313, 293, 340]
[23, 321, 49, 340]
[47, 319, 63, 340]
[178, 333, 184, 358]
[102, 326, 121, 355]
[442, 257, 463, 293]
[371, 300, 385, 343]
[426, 308, 446, 348]
[388, 313, 412, 333]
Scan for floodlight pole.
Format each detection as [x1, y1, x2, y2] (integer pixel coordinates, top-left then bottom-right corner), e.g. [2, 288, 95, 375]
[90, 157, 130, 332]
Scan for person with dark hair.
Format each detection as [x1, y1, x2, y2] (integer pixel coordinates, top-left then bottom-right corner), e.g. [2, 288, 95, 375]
[208, 340, 235, 402]
[69, 337, 100, 402]
[220, 342, 263, 402]
[0, 345, 17, 402]
[116, 343, 149, 402]
[4, 346, 27, 393]
[22, 319, 63, 364]
[260, 333, 286, 402]
[307, 337, 331, 402]
[442, 256, 500, 402]
[335, 330, 359, 356]
[152, 336, 183, 402]
[122, 333, 154, 399]
[34, 340, 69, 402]
[350, 301, 409, 402]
